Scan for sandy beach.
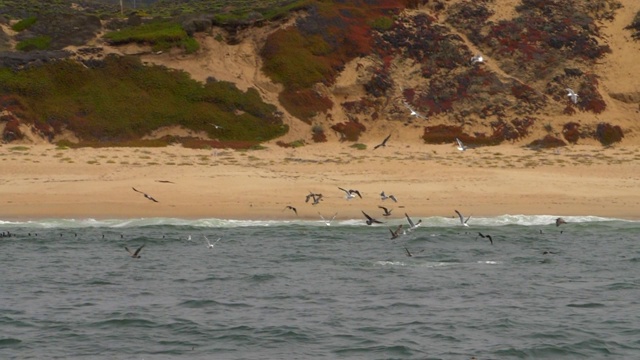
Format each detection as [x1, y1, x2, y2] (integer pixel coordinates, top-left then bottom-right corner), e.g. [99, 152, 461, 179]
[1, 140, 639, 221]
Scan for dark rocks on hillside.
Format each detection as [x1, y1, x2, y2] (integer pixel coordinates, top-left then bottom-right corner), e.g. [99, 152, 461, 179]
[0, 50, 71, 70]
[625, 11, 640, 40]
[562, 122, 583, 143]
[181, 16, 213, 36]
[15, 14, 102, 50]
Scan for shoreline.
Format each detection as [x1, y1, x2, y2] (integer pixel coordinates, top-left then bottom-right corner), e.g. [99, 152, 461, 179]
[1, 142, 639, 222]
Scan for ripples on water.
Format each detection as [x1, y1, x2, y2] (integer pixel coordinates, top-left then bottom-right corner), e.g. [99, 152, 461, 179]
[0, 216, 639, 359]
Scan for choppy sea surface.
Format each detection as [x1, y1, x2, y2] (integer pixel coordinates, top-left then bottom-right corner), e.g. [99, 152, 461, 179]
[1, 215, 639, 360]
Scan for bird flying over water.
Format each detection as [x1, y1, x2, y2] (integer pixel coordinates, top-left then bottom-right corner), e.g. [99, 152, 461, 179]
[319, 212, 338, 226]
[284, 206, 298, 216]
[362, 211, 383, 225]
[389, 225, 403, 239]
[205, 236, 221, 249]
[477, 232, 493, 245]
[405, 213, 422, 231]
[125, 244, 145, 258]
[132, 187, 158, 202]
[455, 210, 470, 227]
[374, 134, 392, 150]
[555, 217, 567, 227]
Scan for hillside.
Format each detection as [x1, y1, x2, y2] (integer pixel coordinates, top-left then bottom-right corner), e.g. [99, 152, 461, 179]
[0, 0, 639, 148]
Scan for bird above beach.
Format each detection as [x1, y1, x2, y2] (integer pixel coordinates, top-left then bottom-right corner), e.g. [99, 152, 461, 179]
[455, 210, 471, 227]
[318, 212, 338, 226]
[339, 187, 362, 200]
[566, 88, 579, 104]
[470, 54, 484, 65]
[380, 191, 398, 202]
[362, 211, 383, 225]
[378, 205, 393, 217]
[305, 192, 323, 205]
[132, 187, 158, 203]
[403, 101, 426, 119]
[389, 225, 403, 240]
[555, 217, 567, 227]
[374, 134, 392, 150]
[284, 205, 298, 216]
[205, 236, 221, 249]
[477, 232, 493, 245]
[455, 138, 467, 151]
[405, 213, 422, 231]
[125, 244, 145, 258]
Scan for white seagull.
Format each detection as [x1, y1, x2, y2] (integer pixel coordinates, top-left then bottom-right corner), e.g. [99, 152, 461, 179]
[405, 213, 422, 231]
[205, 236, 221, 249]
[455, 210, 471, 227]
[339, 187, 362, 200]
[455, 138, 467, 151]
[566, 88, 578, 104]
[470, 54, 484, 65]
[319, 212, 338, 226]
[403, 101, 426, 119]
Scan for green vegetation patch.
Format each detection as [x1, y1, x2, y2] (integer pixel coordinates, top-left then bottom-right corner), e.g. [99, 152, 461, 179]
[0, 56, 287, 144]
[104, 20, 188, 45]
[16, 35, 51, 51]
[11, 16, 37, 32]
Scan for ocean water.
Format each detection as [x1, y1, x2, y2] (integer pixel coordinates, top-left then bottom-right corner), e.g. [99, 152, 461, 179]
[1, 215, 639, 359]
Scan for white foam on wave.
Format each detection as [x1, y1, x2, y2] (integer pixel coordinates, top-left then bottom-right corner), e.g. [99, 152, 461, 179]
[0, 214, 633, 229]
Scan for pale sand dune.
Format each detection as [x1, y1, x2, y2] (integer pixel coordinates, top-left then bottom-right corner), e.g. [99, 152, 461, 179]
[0, 143, 638, 220]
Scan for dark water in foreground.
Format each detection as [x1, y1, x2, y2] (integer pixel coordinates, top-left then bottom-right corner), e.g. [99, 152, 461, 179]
[1, 216, 639, 359]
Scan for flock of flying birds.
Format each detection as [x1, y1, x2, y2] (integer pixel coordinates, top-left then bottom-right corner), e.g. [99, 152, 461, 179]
[124, 53, 575, 258]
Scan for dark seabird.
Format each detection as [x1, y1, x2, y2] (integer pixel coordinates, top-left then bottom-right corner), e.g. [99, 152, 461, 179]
[477, 232, 493, 245]
[339, 187, 362, 200]
[555, 217, 567, 227]
[455, 210, 471, 227]
[305, 192, 323, 205]
[389, 225, 403, 239]
[543, 251, 556, 255]
[362, 211, 383, 225]
[284, 206, 298, 216]
[125, 244, 145, 258]
[378, 205, 393, 217]
[374, 134, 392, 150]
[132, 187, 159, 202]
[404, 246, 425, 257]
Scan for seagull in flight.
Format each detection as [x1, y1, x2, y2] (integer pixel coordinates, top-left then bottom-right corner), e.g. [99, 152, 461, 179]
[318, 212, 338, 226]
[205, 236, 221, 249]
[284, 205, 298, 216]
[339, 187, 362, 200]
[477, 232, 493, 245]
[380, 191, 398, 202]
[374, 134, 391, 150]
[362, 211, 383, 225]
[403, 101, 425, 119]
[125, 244, 145, 258]
[405, 213, 422, 231]
[209, 123, 224, 130]
[389, 224, 403, 239]
[555, 217, 567, 227]
[132, 187, 158, 202]
[470, 54, 484, 65]
[566, 88, 578, 104]
[455, 138, 467, 151]
[378, 205, 393, 217]
[455, 210, 471, 227]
